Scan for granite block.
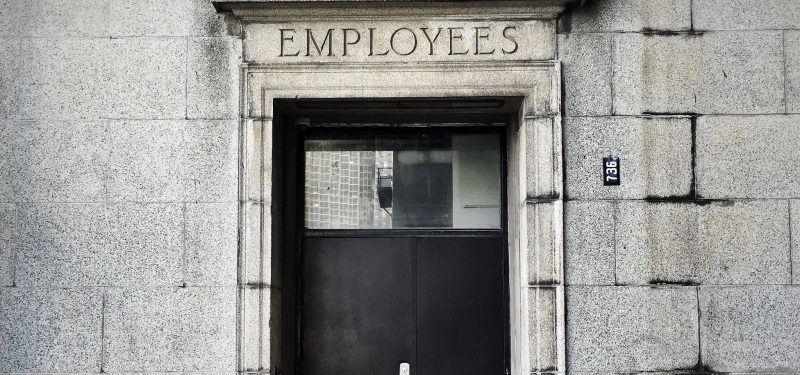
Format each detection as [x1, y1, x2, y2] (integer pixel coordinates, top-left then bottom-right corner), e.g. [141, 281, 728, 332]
[616, 200, 791, 285]
[527, 202, 563, 285]
[0, 1, 21, 37]
[696, 115, 800, 198]
[8, 120, 107, 202]
[185, 202, 238, 286]
[0, 288, 103, 372]
[792, 200, 799, 285]
[700, 286, 800, 372]
[0, 204, 12, 286]
[564, 201, 615, 285]
[107, 121, 186, 202]
[0, 38, 21, 118]
[528, 287, 558, 371]
[18, 38, 185, 120]
[104, 287, 237, 371]
[187, 37, 242, 120]
[558, 33, 612, 116]
[785, 32, 800, 114]
[11, 0, 225, 37]
[101, 38, 186, 119]
[0, 38, 19, 118]
[613, 32, 784, 115]
[0, 121, 9, 201]
[561, 0, 691, 33]
[184, 120, 238, 202]
[105, 0, 226, 37]
[564, 116, 692, 200]
[566, 286, 699, 371]
[13, 203, 183, 286]
[694, 0, 800, 30]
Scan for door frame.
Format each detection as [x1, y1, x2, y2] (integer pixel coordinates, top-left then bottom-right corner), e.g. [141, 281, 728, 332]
[289, 120, 512, 375]
[237, 62, 564, 374]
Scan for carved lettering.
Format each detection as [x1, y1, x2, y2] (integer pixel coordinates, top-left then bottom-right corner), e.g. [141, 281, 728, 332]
[501, 26, 519, 55]
[390, 28, 418, 56]
[306, 28, 334, 56]
[420, 27, 443, 56]
[276, 24, 529, 59]
[448, 27, 469, 55]
[369, 27, 390, 56]
[342, 28, 361, 56]
[474, 26, 495, 55]
[279, 28, 300, 56]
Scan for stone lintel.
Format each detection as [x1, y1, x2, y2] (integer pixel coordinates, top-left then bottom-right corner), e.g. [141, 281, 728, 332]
[213, 1, 576, 19]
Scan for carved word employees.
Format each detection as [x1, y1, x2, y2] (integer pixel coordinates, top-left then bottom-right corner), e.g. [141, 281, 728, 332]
[278, 26, 520, 57]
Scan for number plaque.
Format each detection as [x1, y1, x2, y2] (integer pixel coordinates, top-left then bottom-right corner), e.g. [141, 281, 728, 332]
[603, 156, 620, 186]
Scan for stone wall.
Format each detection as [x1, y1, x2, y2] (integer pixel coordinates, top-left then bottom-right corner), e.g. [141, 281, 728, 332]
[0, 0, 242, 372]
[1, 0, 799, 374]
[560, 0, 800, 372]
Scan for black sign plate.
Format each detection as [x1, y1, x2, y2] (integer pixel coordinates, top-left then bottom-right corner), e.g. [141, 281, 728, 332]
[603, 156, 620, 186]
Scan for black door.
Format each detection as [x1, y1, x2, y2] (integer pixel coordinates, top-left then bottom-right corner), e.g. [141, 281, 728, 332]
[298, 128, 508, 375]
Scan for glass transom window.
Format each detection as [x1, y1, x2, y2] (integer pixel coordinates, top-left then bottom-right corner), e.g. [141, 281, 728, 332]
[304, 131, 502, 229]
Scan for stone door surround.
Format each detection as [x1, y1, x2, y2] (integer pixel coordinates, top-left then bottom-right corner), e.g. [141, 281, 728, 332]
[214, 1, 568, 373]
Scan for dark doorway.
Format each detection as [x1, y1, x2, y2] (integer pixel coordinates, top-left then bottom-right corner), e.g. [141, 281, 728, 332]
[273, 99, 513, 375]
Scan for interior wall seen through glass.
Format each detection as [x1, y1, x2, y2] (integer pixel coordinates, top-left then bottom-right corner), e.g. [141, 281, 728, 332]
[304, 132, 501, 229]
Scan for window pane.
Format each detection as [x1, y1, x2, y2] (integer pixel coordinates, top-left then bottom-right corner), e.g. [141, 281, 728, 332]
[304, 133, 501, 229]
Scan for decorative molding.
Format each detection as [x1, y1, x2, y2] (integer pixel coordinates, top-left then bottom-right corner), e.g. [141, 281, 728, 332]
[230, 3, 566, 373]
[214, 1, 570, 20]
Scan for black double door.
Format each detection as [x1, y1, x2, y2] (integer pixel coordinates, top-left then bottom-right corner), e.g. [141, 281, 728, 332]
[300, 233, 507, 375]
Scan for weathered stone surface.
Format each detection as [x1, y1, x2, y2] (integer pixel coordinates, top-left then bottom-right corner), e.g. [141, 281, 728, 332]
[105, 0, 226, 37]
[560, 0, 691, 33]
[786, 32, 800, 114]
[8, 121, 107, 202]
[247, 63, 558, 118]
[0, 2, 20, 36]
[0, 121, 9, 201]
[528, 287, 557, 371]
[9, 0, 225, 37]
[18, 38, 185, 120]
[185, 203, 238, 286]
[184, 120, 238, 202]
[792, 200, 799, 285]
[108, 120, 237, 202]
[0, 38, 18, 118]
[10, 0, 106, 37]
[102, 39, 187, 119]
[613, 32, 784, 115]
[17, 39, 100, 119]
[108, 121, 186, 201]
[564, 116, 692, 200]
[616, 200, 791, 285]
[13, 203, 183, 286]
[564, 201, 615, 285]
[566, 286, 699, 372]
[0, 204, 12, 286]
[558, 33, 611, 116]
[188, 37, 242, 120]
[697, 115, 800, 199]
[700, 286, 800, 372]
[244, 20, 555, 64]
[694, 0, 800, 30]
[109, 204, 184, 285]
[525, 118, 562, 200]
[104, 287, 237, 371]
[527, 202, 563, 285]
[0, 288, 102, 372]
